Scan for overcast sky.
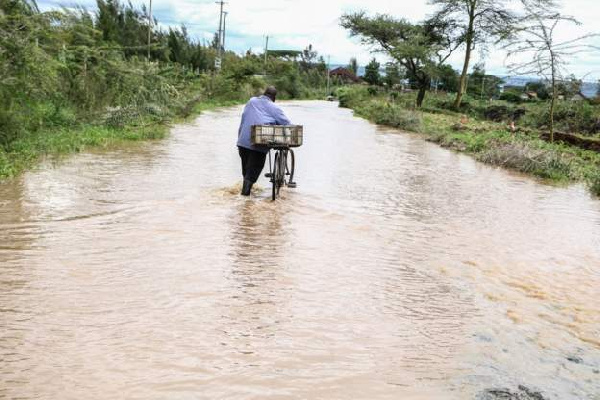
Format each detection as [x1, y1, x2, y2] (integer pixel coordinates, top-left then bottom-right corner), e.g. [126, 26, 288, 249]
[38, 0, 600, 80]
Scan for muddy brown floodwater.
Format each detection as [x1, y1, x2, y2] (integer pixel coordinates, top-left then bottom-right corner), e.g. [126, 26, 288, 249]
[1, 101, 599, 400]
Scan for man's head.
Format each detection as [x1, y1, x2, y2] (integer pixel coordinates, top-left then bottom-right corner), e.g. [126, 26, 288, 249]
[264, 86, 277, 102]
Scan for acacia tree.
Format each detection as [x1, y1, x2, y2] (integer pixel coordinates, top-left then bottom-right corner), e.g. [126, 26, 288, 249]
[503, 0, 599, 141]
[428, 0, 518, 108]
[341, 12, 459, 107]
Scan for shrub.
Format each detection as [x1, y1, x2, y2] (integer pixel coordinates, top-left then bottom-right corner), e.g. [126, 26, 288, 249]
[483, 105, 526, 122]
[477, 142, 571, 180]
[367, 86, 379, 96]
[523, 101, 600, 134]
[359, 101, 423, 132]
[590, 170, 600, 196]
[499, 89, 524, 104]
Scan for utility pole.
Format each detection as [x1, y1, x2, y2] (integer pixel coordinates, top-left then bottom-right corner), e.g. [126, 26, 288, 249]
[481, 76, 486, 101]
[222, 11, 228, 52]
[326, 55, 331, 95]
[215, 1, 226, 70]
[264, 35, 269, 75]
[147, 0, 152, 61]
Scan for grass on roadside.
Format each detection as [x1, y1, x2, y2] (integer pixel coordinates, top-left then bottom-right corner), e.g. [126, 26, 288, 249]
[0, 124, 167, 178]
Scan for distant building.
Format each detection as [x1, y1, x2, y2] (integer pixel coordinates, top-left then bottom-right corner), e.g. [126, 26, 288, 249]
[329, 67, 360, 83]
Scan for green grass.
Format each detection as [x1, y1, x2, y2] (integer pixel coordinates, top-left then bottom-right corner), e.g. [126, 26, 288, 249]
[0, 84, 328, 180]
[0, 124, 167, 178]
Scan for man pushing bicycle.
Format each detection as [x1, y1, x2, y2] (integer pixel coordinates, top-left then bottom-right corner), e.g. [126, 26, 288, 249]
[236, 86, 292, 196]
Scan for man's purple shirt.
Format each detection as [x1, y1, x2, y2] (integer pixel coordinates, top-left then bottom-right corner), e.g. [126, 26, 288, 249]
[237, 95, 291, 153]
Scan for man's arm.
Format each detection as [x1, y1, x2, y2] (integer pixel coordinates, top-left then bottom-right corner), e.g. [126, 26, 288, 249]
[271, 104, 291, 125]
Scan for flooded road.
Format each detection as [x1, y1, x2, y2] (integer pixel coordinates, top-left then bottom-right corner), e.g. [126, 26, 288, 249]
[1, 101, 599, 399]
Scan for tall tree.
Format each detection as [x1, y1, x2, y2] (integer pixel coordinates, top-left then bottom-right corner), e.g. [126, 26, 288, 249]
[503, 0, 599, 141]
[347, 57, 358, 75]
[364, 58, 381, 85]
[299, 44, 317, 72]
[428, 0, 517, 108]
[341, 12, 459, 107]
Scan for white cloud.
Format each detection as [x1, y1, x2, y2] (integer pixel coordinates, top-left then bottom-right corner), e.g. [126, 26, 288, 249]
[38, 0, 600, 79]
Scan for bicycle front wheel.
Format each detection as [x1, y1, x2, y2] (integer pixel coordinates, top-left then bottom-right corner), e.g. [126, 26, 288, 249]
[272, 152, 279, 201]
[286, 149, 295, 184]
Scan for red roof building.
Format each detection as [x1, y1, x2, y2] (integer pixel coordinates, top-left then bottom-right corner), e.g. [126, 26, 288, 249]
[329, 67, 360, 83]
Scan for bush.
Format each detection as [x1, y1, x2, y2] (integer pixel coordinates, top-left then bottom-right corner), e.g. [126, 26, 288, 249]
[590, 170, 600, 196]
[523, 101, 600, 134]
[367, 86, 379, 96]
[483, 105, 526, 122]
[336, 86, 369, 108]
[477, 142, 571, 180]
[499, 89, 524, 104]
[358, 101, 423, 132]
[0, 109, 24, 149]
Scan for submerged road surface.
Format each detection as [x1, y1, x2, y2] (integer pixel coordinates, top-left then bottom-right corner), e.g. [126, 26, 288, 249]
[1, 101, 599, 399]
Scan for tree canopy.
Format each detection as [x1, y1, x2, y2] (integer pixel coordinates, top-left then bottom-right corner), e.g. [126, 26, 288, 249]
[428, 0, 519, 107]
[341, 11, 459, 106]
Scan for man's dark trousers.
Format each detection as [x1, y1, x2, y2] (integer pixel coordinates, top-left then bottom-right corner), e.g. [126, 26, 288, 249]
[238, 146, 267, 183]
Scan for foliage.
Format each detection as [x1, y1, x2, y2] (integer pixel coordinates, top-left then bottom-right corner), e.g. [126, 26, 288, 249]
[499, 89, 525, 103]
[525, 81, 550, 100]
[341, 12, 460, 107]
[299, 44, 318, 72]
[590, 170, 600, 196]
[428, 0, 520, 108]
[483, 105, 526, 122]
[384, 63, 403, 88]
[503, 0, 599, 141]
[434, 64, 459, 92]
[467, 63, 503, 99]
[477, 142, 572, 179]
[347, 57, 358, 75]
[364, 58, 381, 85]
[0, 0, 331, 178]
[521, 101, 600, 134]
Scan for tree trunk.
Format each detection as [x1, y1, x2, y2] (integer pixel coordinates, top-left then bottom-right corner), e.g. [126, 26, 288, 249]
[416, 86, 427, 107]
[453, 8, 475, 109]
[549, 55, 556, 142]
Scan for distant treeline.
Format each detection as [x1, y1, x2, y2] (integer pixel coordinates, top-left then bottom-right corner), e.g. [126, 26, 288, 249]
[0, 0, 333, 151]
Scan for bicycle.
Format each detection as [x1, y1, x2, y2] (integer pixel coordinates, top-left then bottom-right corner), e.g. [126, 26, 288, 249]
[250, 124, 303, 201]
[266, 145, 296, 201]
